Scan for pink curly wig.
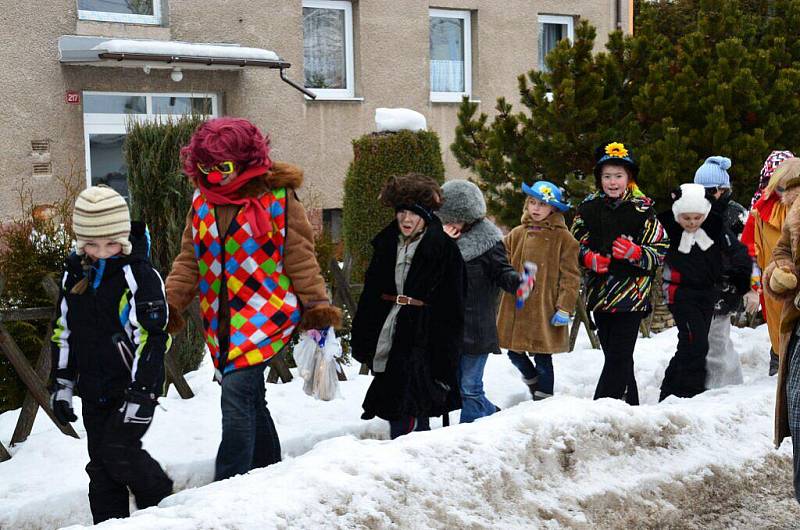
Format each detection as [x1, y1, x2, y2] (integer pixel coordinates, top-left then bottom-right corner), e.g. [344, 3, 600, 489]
[181, 117, 272, 180]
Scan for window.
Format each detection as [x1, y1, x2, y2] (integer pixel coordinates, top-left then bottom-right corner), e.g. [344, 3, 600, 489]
[303, 0, 355, 99]
[538, 15, 574, 72]
[82, 92, 218, 198]
[77, 0, 162, 24]
[429, 9, 471, 103]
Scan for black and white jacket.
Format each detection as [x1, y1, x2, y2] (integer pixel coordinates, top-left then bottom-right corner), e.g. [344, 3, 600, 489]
[50, 222, 170, 403]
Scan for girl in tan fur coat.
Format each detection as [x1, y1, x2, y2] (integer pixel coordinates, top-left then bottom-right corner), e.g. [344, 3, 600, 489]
[497, 181, 581, 400]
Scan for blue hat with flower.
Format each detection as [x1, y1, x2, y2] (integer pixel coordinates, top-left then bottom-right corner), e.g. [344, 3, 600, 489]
[522, 180, 570, 212]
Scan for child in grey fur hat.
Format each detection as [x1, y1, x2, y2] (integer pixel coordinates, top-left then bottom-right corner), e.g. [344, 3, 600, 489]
[438, 180, 529, 423]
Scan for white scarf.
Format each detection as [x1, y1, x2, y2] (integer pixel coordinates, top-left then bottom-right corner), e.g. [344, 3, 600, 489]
[678, 228, 714, 254]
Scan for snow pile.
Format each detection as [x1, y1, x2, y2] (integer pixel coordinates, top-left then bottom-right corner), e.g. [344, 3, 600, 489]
[93, 39, 281, 62]
[0, 325, 788, 529]
[375, 108, 427, 133]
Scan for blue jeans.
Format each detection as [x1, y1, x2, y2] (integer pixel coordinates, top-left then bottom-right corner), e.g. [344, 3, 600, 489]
[458, 353, 498, 423]
[215, 363, 281, 481]
[507, 351, 554, 395]
[389, 416, 431, 439]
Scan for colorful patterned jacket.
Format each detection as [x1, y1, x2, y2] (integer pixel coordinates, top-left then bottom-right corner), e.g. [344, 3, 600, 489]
[165, 162, 341, 376]
[571, 186, 669, 313]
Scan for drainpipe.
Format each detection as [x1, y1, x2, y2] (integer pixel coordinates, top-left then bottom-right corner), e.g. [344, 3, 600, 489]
[616, 0, 622, 30]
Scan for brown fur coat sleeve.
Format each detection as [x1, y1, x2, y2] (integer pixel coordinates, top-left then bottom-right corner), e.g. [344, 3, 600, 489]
[165, 209, 199, 332]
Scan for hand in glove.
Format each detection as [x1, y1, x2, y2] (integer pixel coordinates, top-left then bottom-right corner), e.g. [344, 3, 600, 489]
[770, 266, 798, 294]
[550, 309, 570, 327]
[118, 387, 158, 425]
[743, 290, 760, 314]
[612, 236, 642, 262]
[50, 378, 78, 425]
[516, 262, 537, 309]
[583, 251, 611, 274]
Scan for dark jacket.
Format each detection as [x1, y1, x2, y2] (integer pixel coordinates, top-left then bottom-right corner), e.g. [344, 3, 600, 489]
[50, 222, 169, 403]
[710, 190, 751, 314]
[351, 217, 466, 421]
[713, 190, 748, 236]
[571, 188, 669, 313]
[658, 211, 751, 308]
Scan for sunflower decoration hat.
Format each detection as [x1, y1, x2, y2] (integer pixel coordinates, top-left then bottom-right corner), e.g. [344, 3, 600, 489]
[593, 141, 640, 183]
[522, 180, 570, 212]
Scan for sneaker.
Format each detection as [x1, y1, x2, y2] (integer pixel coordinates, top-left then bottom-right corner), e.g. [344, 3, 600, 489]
[523, 376, 539, 400]
[769, 350, 779, 377]
[533, 391, 553, 401]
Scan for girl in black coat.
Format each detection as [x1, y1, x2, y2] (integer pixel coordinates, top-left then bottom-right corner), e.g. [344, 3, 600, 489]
[351, 173, 466, 439]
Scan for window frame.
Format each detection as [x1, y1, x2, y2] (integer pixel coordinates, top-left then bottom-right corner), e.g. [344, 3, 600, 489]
[537, 14, 575, 71]
[302, 0, 356, 100]
[429, 8, 472, 103]
[82, 91, 218, 191]
[77, 0, 162, 25]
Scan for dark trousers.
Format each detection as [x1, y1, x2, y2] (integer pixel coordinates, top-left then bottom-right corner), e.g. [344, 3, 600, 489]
[215, 363, 282, 481]
[507, 351, 554, 395]
[593, 311, 644, 406]
[389, 416, 431, 439]
[660, 299, 714, 401]
[82, 400, 173, 524]
[787, 327, 800, 504]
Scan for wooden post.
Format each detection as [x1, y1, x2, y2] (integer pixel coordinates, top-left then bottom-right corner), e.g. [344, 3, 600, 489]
[574, 292, 600, 350]
[266, 349, 293, 384]
[0, 441, 10, 462]
[163, 332, 194, 399]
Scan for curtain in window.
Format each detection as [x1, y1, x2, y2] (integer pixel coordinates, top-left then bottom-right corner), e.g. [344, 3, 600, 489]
[539, 23, 566, 71]
[430, 17, 465, 92]
[78, 0, 154, 15]
[304, 7, 347, 89]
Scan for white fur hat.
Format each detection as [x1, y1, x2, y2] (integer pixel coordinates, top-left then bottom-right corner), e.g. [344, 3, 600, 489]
[672, 183, 711, 221]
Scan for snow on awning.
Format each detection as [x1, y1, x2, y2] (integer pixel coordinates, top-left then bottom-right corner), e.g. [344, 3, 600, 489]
[58, 35, 288, 69]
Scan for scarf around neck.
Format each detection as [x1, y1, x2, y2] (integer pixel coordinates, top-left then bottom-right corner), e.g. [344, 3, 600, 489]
[678, 228, 714, 254]
[197, 164, 272, 238]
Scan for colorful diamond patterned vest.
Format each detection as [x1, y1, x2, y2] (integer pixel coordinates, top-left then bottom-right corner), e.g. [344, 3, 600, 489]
[191, 188, 301, 375]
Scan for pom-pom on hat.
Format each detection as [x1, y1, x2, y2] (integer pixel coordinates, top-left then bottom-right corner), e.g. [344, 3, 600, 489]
[593, 141, 639, 184]
[437, 180, 486, 225]
[522, 180, 570, 212]
[672, 183, 712, 221]
[73, 185, 132, 255]
[694, 156, 732, 188]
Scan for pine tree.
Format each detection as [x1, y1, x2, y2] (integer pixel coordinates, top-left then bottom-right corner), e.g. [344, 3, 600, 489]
[452, 0, 800, 224]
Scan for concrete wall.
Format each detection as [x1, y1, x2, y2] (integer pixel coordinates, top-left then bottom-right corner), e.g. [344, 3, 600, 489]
[0, 0, 630, 216]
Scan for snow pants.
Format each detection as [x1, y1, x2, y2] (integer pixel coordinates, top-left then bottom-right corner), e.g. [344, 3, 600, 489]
[660, 297, 714, 401]
[82, 400, 173, 524]
[705, 314, 743, 389]
[787, 328, 800, 504]
[215, 363, 282, 481]
[593, 311, 644, 406]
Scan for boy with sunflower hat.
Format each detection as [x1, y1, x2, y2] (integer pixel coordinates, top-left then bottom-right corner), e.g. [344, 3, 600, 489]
[571, 141, 669, 405]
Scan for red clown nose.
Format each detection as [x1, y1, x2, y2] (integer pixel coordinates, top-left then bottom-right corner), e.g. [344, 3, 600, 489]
[207, 170, 223, 184]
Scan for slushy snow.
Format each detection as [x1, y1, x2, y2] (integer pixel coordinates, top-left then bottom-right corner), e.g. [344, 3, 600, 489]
[0, 325, 788, 529]
[375, 108, 427, 133]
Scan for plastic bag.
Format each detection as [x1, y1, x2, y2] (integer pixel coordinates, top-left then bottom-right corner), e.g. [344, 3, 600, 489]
[294, 328, 343, 401]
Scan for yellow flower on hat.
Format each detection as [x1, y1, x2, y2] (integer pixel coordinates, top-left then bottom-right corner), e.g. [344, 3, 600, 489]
[605, 142, 629, 158]
[539, 185, 555, 201]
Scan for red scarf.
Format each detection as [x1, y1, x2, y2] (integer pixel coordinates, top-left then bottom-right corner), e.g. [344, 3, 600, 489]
[197, 164, 272, 238]
[753, 193, 778, 223]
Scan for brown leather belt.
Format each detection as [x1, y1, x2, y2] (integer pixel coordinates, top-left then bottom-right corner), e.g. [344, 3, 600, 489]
[381, 294, 426, 306]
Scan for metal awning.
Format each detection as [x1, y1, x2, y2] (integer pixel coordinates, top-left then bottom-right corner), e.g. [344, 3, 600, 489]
[58, 35, 315, 98]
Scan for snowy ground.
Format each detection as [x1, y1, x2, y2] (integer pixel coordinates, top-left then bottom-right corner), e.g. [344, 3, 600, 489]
[0, 325, 795, 529]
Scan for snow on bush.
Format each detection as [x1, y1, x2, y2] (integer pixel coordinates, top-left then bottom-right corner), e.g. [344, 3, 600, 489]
[375, 108, 427, 133]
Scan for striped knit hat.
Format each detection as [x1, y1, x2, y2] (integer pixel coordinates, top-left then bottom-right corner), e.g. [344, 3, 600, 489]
[73, 186, 131, 255]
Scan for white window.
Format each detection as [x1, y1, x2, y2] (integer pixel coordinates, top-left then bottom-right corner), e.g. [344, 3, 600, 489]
[429, 9, 472, 103]
[77, 0, 162, 25]
[82, 92, 218, 198]
[538, 15, 574, 72]
[303, 0, 355, 99]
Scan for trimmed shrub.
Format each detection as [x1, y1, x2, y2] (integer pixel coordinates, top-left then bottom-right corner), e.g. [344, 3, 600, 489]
[125, 116, 206, 374]
[342, 130, 445, 281]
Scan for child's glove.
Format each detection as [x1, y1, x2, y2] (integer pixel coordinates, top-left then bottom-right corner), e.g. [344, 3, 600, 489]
[118, 387, 158, 425]
[550, 309, 570, 327]
[50, 378, 77, 426]
[611, 236, 642, 262]
[516, 262, 537, 309]
[770, 266, 798, 294]
[583, 251, 611, 274]
[743, 290, 760, 314]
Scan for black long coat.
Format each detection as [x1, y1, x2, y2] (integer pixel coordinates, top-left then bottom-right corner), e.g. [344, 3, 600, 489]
[351, 217, 466, 421]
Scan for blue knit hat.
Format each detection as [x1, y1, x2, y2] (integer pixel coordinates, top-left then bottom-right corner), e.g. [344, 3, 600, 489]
[694, 156, 732, 188]
[522, 180, 569, 212]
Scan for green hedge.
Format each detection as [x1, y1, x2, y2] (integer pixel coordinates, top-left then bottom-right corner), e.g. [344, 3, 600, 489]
[125, 116, 206, 374]
[342, 130, 445, 281]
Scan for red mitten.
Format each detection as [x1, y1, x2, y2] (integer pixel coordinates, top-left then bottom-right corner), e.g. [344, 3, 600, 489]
[583, 251, 611, 274]
[612, 236, 642, 261]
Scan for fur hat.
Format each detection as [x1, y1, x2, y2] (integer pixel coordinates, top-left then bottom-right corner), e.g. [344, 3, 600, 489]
[437, 180, 486, 225]
[672, 183, 711, 221]
[593, 141, 639, 185]
[380, 173, 443, 221]
[694, 156, 732, 188]
[73, 185, 131, 255]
